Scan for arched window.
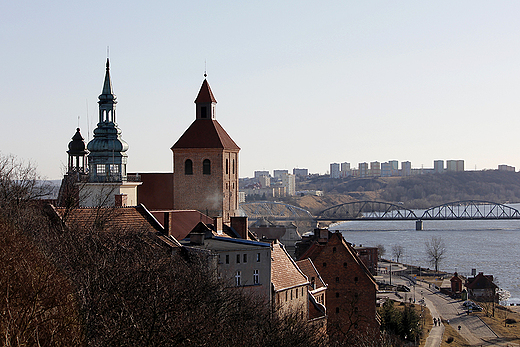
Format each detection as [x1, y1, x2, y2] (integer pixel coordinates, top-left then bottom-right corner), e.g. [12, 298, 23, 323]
[184, 159, 193, 175]
[203, 159, 211, 175]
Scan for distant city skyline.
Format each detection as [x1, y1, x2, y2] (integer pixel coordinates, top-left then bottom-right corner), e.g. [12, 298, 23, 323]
[2, 2, 520, 179]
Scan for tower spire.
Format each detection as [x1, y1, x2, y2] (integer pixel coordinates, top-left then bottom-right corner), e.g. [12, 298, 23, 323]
[98, 58, 117, 123]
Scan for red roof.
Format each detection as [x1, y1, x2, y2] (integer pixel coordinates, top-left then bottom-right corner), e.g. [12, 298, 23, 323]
[271, 243, 308, 291]
[194, 79, 217, 103]
[171, 119, 240, 150]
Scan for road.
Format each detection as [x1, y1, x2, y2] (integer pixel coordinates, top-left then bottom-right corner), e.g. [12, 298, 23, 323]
[377, 261, 518, 347]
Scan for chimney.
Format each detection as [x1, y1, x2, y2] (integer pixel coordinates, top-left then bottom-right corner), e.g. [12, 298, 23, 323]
[114, 194, 128, 207]
[163, 212, 171, 234]
[214, 217, 223, 234]
[190, 233, 205, 245]
[231, 216, 248, 240]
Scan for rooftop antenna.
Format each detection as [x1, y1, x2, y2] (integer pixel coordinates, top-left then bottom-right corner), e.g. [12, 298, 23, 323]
[107, 46, 110, 59]
[204, 60, 207, 78]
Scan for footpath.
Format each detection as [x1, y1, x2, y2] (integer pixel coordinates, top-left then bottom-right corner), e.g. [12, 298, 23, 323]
[377, 261, 518, 347]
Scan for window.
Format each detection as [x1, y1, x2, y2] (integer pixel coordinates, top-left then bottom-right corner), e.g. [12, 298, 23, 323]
[354, 276, 358, 282]
[235, 271, 241, 286]
[236, 254, 240, 263]
[323, 262, 326, 267]
[97, 164, 106, 175]
[225, 255, 229, 264]
[233, 159, 235, 174]
[336, 277, 340, 283]
[336, 307, 339, 314]
[203, 159, 211, 174]
[243, 254, 247, 263]
[226, 159, 229, 174]
[184, 159, 193, 175]
[256, 253, 261, 262]
[109, 164, 119, 174]
[291, 290, 293, 300]
[296, 288, 298, 298]
[343, 262, 348, 268]
[201, 106, 208, 119]
[285, 291, 288, 301]
[333, 247, 337, 253]
[336, 292, 339, 298]
[311, 277, 315, 289]
[253, 270, 259, 284]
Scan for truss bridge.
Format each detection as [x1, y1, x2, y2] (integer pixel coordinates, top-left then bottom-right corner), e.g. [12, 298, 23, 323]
[239, 200, 520, 230]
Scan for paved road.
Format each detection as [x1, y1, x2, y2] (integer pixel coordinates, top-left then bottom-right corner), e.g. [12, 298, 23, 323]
[377, 262, 517, 346]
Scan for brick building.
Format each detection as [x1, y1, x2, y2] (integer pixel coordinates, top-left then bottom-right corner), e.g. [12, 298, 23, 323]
[171, 78, 240, 223]
[298, 230, 379, 339]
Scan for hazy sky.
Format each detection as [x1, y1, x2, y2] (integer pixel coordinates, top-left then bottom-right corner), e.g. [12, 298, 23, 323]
[2, 1, 520, 179]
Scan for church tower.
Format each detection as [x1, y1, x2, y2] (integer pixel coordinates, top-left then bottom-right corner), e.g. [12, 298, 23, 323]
[171, 77, 240, 222]
[78, 59, 140, 207]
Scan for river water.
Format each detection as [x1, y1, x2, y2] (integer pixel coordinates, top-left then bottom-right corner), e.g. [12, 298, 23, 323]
[329, 207, 520, 304]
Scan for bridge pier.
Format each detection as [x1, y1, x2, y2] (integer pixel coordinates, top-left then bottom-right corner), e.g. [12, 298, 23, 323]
[416, 220, 423, 231]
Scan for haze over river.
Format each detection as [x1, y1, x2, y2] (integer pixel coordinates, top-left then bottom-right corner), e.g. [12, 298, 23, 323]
[330, 204, 520, 304]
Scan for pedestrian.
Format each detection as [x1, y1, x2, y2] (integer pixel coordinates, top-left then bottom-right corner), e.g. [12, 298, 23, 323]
[433, 318, 437, 326]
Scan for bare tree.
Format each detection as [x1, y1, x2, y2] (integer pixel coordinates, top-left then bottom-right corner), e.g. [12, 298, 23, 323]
[425, 236, 446, 273]
[377, 244, 386, 260]
[392, 245, 404, 263]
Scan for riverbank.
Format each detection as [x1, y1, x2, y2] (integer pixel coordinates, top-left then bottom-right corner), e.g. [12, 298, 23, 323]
[378, 260, 520, 346]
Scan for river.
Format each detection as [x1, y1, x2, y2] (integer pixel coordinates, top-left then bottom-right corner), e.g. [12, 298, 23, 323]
[329, 208, 520, 304]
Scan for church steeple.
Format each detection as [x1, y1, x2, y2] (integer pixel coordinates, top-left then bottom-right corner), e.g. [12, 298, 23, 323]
[86, 59, 128, 183]
[98, 58, 117, 123]
[195, 78, 217, 120]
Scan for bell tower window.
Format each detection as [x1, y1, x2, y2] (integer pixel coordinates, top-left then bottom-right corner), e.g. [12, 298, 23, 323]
[185, 159, 193, 175]
[203, 159, 211, 175]
[201, 106, 208, 119]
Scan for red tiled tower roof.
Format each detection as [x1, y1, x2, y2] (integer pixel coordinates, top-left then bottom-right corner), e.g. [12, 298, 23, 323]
[194, 79, 217, 103]
[171, 119, 240, 150]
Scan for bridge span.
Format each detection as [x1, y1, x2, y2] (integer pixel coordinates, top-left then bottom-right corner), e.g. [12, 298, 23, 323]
[239, 200, 520, 230]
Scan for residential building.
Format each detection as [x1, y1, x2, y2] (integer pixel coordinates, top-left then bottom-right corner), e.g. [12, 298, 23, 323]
[359, 162, 369, 178]
[369, 161, 380, 177]
[271, 243, 309, 318]
[182, 221, 272, 301]
[330, 163, 340, 178]
[254, 170, 270, 178]
[466, 272, 498, 302]
[171, 78, 240, 222]
[381, 162, 392, 177]
[389, 160, 398, 175]
[434, 160, 444, 173]
[401, 161, 412, 176]
[273, 169, 289, 178]
[340, 162, 351, 178]
[293, 168, 309, 177]
[446, 160, 464, 172]
[498, 165, 515, 172]
[258, 174, 270, 188]
[281, 172, 296, 196]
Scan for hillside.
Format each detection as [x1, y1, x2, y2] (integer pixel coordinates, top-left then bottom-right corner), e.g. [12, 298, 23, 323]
[287, 170, 520, 213]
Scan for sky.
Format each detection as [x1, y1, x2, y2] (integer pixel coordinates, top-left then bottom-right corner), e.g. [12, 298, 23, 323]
[2, 1, 520, 179]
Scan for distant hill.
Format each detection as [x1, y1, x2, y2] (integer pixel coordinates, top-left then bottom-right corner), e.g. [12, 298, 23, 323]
[287, 171, 520, 213]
